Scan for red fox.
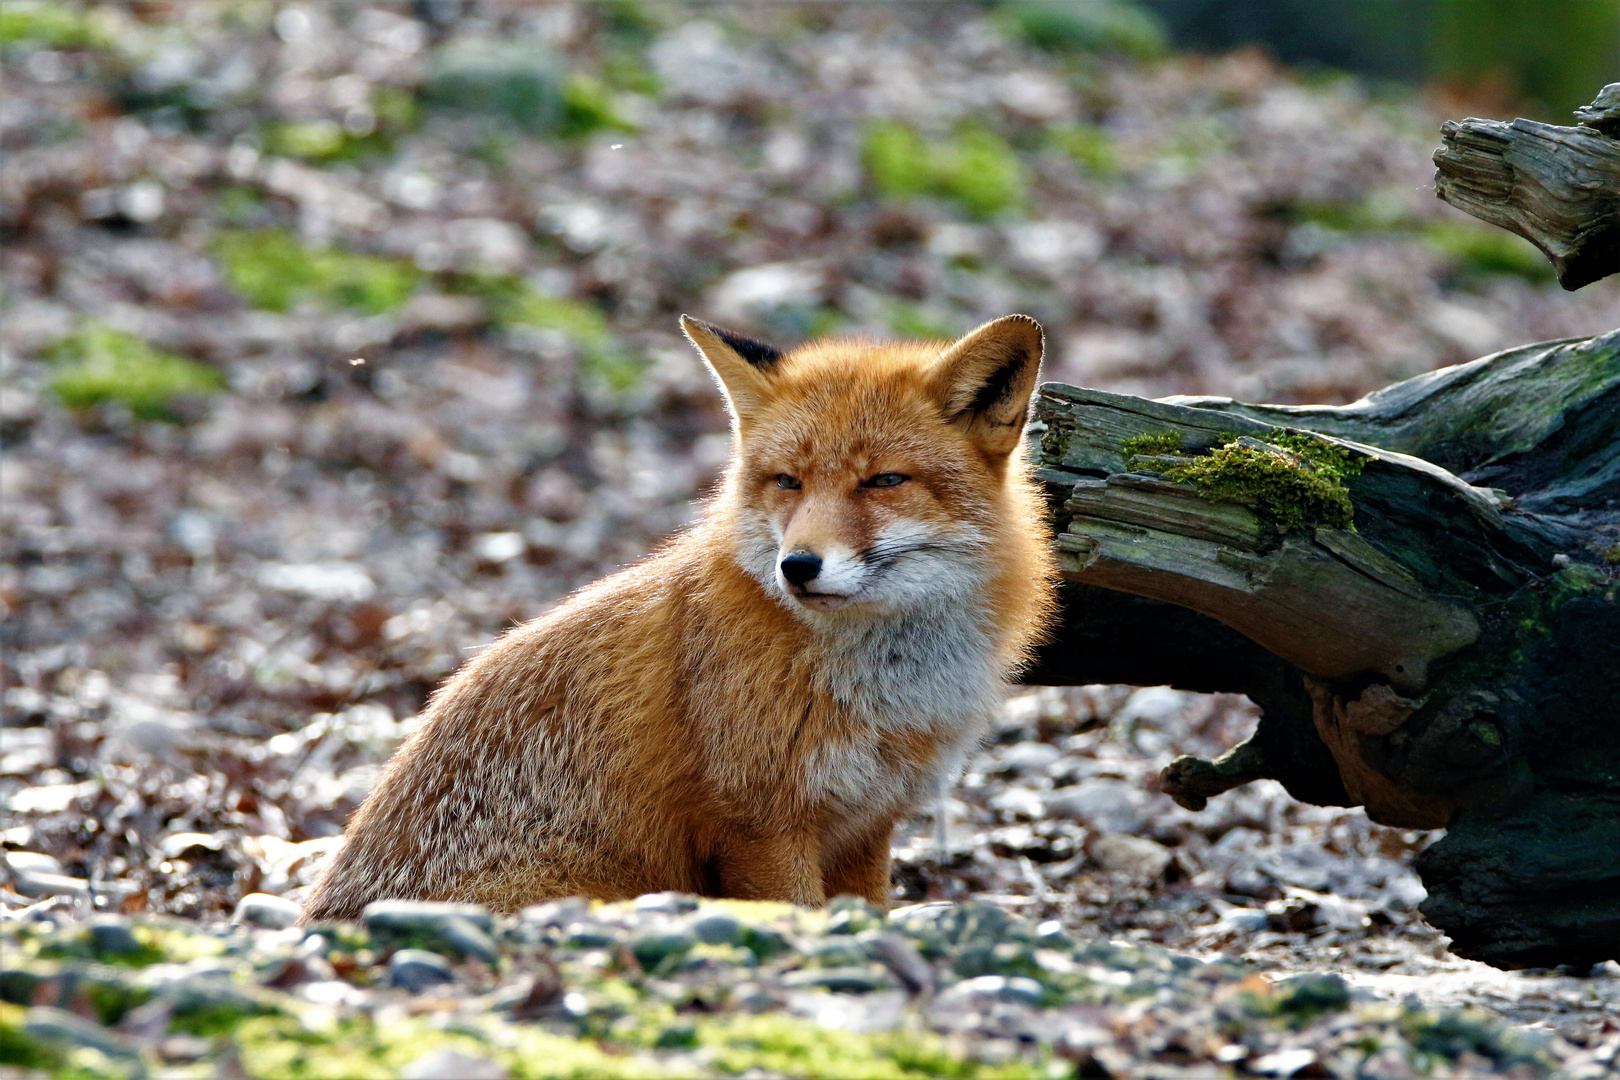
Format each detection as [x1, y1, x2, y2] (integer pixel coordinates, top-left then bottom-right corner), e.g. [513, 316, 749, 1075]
[300, 315, 1057, 920]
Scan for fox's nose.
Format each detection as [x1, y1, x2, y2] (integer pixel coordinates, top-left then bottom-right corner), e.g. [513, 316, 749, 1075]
[779, 551, 822, 587]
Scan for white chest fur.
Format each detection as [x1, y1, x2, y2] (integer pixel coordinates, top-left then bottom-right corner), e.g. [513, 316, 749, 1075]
[805, 602, 1003, 812]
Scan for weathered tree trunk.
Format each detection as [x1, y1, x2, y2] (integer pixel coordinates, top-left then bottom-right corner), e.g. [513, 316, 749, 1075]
[1027, 330, 1620, 970]
[1434, 83, 1620, 290]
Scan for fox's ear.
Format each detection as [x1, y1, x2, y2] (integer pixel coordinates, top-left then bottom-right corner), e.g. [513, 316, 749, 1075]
[929, 315, 1044, 459]
[680, 315, 782, 429]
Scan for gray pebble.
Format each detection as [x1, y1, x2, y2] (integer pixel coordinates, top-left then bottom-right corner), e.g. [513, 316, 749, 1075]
[634, 891, 699, 915]
[233, 892, 302, 930]
[561, 921, 619, 949]
[88, 917, 141, 957]
[4, 851, 63, 876]
[400, 1047, 507, 1079]
[362, 899, 495, 935]
[518, 898, 588, 929]
[813, 938, 866, 967]
[390, 949, 455, 993]
[863, 933, 936, 995]
[940, 975, 1046, 1006]
[781, 966, 890, 994]
[741, 925, 791, 961]
[631, 929, 695, 970]
[11, 870, 89, 900]
[25, 1006, 141, 1059]
[687, 910, 741, 945]
[437, 915, 500, 965]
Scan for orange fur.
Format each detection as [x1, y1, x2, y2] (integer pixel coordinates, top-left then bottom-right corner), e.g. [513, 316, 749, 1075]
[300, 315, 1058, 920]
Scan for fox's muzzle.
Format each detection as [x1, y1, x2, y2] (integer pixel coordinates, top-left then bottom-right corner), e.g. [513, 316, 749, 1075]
[779, 551, 822, 586]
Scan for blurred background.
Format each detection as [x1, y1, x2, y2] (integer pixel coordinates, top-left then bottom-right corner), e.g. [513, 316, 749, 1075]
[1, 1, 1617, 919]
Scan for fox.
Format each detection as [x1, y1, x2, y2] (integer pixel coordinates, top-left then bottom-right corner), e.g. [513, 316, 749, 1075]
[299, 314, 1058, 921]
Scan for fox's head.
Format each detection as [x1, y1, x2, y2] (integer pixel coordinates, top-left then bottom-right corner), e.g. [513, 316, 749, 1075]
[683, 313, 1045, 620]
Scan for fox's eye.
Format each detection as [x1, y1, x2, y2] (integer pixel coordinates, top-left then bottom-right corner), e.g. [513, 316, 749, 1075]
[776, 474, 801, 490]
[863, 473, 909, 489]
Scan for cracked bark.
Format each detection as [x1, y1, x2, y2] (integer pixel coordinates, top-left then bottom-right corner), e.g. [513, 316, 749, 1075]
[1433, 82, 1620, 290]
[1027, 330, 1620, 969]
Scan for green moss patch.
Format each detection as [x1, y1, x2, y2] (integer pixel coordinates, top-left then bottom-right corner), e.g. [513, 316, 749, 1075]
[862, 121, 1026, 219]
[0, 1, 109, 50]
[1421, 221, 1554, 283]
[560, 74, 638, 140]
[214, 229, 422, 315]
[997, 0, 1167, 60]
[1046, 122, 1117, 177]
[1284, 199, 1554, 284]
[698, 1014, 1043, 1079]
[261, 89, 418, 164]
[46, 324, 225, 420]
[1133, 430, 1365, 534]
[1121, 430, 1183, 457]
[457, 276, 647, 392]
[0, 1004, 65, 1072]
[421, 42, 566, 135]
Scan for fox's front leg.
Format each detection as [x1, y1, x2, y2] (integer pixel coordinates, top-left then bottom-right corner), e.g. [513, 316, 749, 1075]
[717, 831, 825, 906]
[822, 819, 895, 908]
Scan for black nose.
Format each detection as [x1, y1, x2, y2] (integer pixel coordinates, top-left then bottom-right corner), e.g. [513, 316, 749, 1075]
[779, 552, 822, 586]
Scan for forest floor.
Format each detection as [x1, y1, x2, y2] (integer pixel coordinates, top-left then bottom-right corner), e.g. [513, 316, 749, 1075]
[2, 2, 1618, 1076]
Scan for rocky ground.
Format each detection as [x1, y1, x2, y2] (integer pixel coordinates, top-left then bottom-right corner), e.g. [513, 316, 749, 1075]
[2, 1, 1618, 1076]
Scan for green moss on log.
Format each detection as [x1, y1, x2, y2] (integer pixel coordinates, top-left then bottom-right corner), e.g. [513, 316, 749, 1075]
[1121, 430, 1183, 457]
[1128, 431, 1365, 534]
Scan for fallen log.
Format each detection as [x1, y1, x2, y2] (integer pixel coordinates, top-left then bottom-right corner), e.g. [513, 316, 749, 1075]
[1027, 330, 1620, 970]
[1434, 82, 1620, 290]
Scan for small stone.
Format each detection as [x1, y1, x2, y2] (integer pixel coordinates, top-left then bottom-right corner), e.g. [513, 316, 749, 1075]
[233, 893, 301, 929]
[87, 917, 141, 957]
[159, 832, 225, 859]
[741, 925, 791, 962]
[1212, 908, 1270, 934]
[437, 916, 500, 965]
[398, 292, 489, 335]
[634, 891, 699, 915]
[631, 929, 695, 970]
[997, 742, 1062, 774]
[363, 901, 498, 964]
[1276, 973, 1350, 1014]
[825, 897, 883, 935]
[400, 1047, 508, 1080]
[939, 975, 1046, 1006]
[1090, 833, 1172, 881]
[518, 898, 588, 929]
[24, 1006, 140, 1060]
[362, 899, 495, 935]
[729, 981, 779, 1012]
[389, 948, 455, 993]
[781, 966, 888, 994]
[1251, 1048, 1318, 1076]
[954, 942, 1040, 980]
[561, 921, 619, 949]
[4, 850, 62, 875]
[11, 870, 89, 899]
[260, 955, 334, 988]
[1043, 779, 1153, 834]
[813, 938, 866, 967]
[687, 911, 741, 945]
[506, 964, 564, 1020]
[863, 933, 935, 995]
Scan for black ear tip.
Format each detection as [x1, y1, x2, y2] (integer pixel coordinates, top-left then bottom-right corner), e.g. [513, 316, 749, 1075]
[714, 325, 784, 370]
